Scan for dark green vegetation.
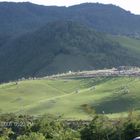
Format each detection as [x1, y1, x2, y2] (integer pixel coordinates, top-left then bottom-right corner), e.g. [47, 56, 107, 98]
[0, 2, 140, 36]
[1, 2, 140, 82]
[0, 76, 140, 119]
[1, 21, 140, 82]
[0, 113, 140, 140]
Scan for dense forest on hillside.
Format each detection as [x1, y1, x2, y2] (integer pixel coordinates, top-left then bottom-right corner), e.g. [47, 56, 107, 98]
[0, 2, 140, 36]
[0, 21, 140, 82]
[0, 2, 140, 81]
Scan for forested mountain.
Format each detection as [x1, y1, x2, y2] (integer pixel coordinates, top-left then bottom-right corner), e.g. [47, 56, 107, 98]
[0, 21, 140, 82]
[0, 2, 140, 37]
[0, 2, 140, 82]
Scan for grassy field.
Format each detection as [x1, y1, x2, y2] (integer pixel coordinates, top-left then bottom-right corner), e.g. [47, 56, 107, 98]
[0, 76, 140, 119]
[111, 35, 140, 55]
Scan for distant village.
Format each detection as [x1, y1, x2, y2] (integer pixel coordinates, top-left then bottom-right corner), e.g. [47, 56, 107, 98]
[48, 66, 140, 79]
[5, 66, 140, 84]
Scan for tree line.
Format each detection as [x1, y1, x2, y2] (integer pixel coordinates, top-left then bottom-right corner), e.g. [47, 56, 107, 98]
[0, 112, 140, 140]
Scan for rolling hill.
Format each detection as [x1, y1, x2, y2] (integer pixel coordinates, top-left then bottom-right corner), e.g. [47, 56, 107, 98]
[0, 74, 140, 119]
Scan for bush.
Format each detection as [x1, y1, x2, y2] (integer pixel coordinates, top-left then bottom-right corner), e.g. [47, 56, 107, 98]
[17, 133, 45, 140]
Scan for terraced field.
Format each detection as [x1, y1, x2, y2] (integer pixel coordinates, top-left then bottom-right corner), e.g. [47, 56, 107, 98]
[0, 76, 140, 119]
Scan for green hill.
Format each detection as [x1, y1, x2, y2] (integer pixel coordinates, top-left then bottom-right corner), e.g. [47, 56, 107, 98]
[112, 35, 140, 54]
[0, 75, 140, 119]
[1, 2, 140, 82]
[1, 21, 140, 82]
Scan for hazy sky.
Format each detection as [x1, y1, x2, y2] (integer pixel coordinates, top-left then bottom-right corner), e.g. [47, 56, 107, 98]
[0, 0, 140, 14]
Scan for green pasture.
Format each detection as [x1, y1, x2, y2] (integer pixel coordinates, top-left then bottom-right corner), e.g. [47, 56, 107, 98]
[0, 76, 140, 119]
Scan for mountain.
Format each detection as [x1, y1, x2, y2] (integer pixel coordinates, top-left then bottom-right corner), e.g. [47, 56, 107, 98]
[0, 2, 140, 37]
[68, 3, 140, 37]
[1, 2, 140, 82]
[0, 21, 140, 82]
[0, 2, 66, 37]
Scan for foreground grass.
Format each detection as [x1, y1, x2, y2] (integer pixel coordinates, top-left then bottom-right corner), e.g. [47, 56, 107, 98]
[0, 76, 140, 119]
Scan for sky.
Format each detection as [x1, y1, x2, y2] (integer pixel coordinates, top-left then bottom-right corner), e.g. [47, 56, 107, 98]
[0, 0, 140, 15]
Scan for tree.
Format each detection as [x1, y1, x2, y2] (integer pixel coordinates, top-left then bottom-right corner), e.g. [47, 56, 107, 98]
[81, 115, 116, 140]
[31, 115, 80, 140]
[17, 133, 45, 140]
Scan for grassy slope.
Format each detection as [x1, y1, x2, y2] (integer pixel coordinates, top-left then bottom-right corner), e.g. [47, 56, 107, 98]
[111, 35, 140, 55]
[0, 77, 140, 119]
